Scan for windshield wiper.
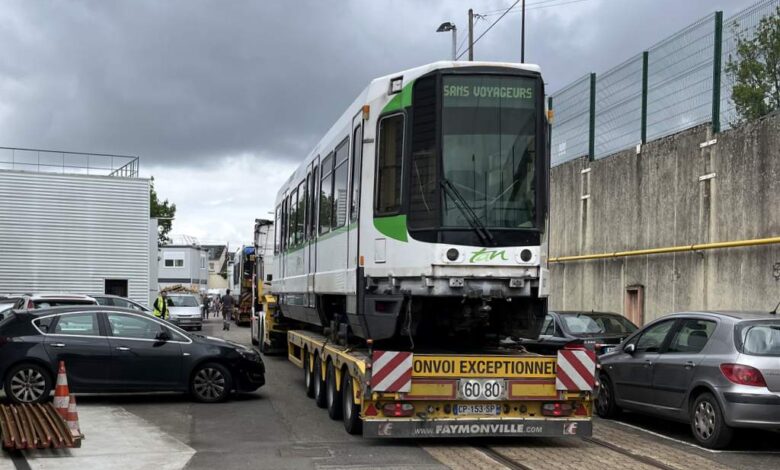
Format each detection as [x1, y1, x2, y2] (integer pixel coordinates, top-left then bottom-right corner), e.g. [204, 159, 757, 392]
[441, 178, 496, 246]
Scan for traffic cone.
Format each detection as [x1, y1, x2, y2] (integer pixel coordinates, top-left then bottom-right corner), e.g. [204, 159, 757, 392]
[53, 361, 70, 420]
[67, 394, 81, 437]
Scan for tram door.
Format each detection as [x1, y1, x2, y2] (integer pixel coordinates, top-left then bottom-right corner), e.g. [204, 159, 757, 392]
[347, 113, 364, 294]
[306, 157, 318, 308]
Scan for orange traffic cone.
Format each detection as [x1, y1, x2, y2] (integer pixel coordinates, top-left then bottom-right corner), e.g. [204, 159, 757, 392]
[53, 361, 70, 420]
[67, 394, 81, 437]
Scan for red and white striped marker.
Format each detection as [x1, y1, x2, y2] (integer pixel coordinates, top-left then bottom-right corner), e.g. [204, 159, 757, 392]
[53, 361, 70, 419]
[369, 351, 413, 392]
[556, 348, 597, 391]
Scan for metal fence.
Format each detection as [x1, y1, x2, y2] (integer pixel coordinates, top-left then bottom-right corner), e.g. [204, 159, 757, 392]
[550, 0, 779, 166]
[0, 146, 139, 178]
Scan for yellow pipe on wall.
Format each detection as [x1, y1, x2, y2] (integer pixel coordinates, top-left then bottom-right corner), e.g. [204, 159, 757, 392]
[549, 236, 780, 263]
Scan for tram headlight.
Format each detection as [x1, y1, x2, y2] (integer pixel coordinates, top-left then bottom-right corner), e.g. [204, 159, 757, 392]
[520, 249, 533, 262]
[446, 248, 459, 261]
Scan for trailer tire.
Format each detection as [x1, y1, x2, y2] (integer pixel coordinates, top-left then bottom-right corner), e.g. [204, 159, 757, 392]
[326, 361, 343, 420]
[258, 319, 267, 354]
[314, 354, 327, 408]
[304, 351, 315, 398]
[341, 371, 362, 435]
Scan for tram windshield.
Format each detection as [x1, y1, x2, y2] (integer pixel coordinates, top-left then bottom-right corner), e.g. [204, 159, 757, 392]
[441, 75, 538, 229]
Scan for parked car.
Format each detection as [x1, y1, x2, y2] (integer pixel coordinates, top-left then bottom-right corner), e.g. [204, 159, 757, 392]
[538, 311, 639, 355]
[597, 311, 780, 449]
[0, 296, 21, 320]
[0, 306, 264, 404]
[92, 294, 152, 314]
[166, 293, 203, 330]
[13, 293, 97, 310]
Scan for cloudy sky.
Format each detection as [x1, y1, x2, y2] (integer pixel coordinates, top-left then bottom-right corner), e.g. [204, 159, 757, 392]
[0, 0, 757, 247]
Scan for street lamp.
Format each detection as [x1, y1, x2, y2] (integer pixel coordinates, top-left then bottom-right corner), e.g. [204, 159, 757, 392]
[436, 22, 457, 61]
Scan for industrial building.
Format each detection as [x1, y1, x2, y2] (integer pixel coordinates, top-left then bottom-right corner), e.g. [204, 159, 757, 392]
[0, 149, 154, 306]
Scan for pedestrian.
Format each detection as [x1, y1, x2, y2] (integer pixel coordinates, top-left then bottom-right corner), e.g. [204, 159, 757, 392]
[153, 290, 170, 320]
[204, 295, 211, 319]
[221, 289, 235, 331]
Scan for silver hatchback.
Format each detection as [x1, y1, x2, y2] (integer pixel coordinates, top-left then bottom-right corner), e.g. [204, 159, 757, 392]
[597, 311, 780, 449]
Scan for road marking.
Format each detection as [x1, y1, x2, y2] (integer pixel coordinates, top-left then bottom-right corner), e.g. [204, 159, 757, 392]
[22, 404, 196, 469]
[610, 419, 780, 455]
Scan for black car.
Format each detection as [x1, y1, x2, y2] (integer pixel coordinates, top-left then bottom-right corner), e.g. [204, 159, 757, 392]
[0, 306, 264, 404]
[536, 311, 639, 354]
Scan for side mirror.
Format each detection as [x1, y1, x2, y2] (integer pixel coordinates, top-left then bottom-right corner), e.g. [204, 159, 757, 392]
[624, 343, 636, 355]
[156, 331, 171, 342]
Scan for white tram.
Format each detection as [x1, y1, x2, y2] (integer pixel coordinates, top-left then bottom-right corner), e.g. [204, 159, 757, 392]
[272, 61, 551, 346]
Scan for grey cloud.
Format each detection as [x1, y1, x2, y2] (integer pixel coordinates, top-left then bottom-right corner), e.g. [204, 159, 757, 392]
[0, 0, 757, 170]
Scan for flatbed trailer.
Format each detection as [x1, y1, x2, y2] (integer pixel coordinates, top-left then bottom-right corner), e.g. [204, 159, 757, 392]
[287, 330, 594, 438]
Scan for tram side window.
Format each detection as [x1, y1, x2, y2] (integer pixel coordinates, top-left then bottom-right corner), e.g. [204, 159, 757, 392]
[296, 181, 306, 243]
[319, 154, 334, 234]
[274, 204, 282, 253]
[280, 197, 287, 251]
[375, 114, 404, 215]
[303, 173, 311, 241]
[350, 125, 362, 222]
[333, 137, 349, 229]
[309, 164, 318, 239]
[288, 189, 298, 247]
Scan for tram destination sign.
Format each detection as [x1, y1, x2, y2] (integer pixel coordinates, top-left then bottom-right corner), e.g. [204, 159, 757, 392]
[443, 75, 536, 109]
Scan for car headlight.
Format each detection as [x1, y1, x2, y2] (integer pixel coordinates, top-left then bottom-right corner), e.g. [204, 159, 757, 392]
[238, 349, 260, 361]
[169, 314, 179, 320]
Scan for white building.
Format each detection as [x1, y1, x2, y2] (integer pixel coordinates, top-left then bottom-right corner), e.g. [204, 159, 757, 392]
[0, 150, 153, 305]
[158, 245, 209, 292]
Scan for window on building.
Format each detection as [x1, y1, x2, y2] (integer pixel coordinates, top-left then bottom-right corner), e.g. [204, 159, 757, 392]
[375, 114, 404, 215]
[164, 253, 185, 268]
[333, 137, 349, 228]
[319, 153, 334, 234]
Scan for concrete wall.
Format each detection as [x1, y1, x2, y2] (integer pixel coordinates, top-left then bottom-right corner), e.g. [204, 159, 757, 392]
[549, 111, 780, 324]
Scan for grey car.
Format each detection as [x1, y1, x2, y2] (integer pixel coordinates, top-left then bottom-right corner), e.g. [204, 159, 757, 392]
[597, 311, 780, 449]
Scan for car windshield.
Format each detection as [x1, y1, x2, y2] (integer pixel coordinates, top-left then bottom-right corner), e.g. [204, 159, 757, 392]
[168, 296, 199, 307]
[559, 313, 638, 337]
[737, 321, 780, 356]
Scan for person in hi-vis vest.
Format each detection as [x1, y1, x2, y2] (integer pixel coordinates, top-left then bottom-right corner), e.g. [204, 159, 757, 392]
[153, 291, 170, 320]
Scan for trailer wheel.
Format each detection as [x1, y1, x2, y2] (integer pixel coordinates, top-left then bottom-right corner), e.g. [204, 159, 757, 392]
[326, 361, 343, 420]
[341, 372, 362, 435]
[314, 354, 327, 408]
[303, 351, 315, 398]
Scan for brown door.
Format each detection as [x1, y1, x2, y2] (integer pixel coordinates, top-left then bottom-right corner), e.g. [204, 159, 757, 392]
[625, 285, 644, 326]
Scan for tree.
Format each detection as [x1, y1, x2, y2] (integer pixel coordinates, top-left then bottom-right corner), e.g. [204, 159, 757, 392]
[725, 6, 780, 124]
[150, 176, 176, 245]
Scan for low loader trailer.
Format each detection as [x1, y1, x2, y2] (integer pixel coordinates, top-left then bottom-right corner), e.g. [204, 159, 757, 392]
[287, 329, 595, 438]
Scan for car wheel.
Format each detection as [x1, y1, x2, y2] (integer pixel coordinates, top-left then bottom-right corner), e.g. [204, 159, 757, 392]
[303, 351, 315, 398]
[313, 354, 327, 408]
[326, 361, 343, 420]
[596, 373, 621, 419]
[4, 363, 52, 404]
[691, 392, 733, 449]
[341, 371, 362, 435]
[191, 362, 233, 403]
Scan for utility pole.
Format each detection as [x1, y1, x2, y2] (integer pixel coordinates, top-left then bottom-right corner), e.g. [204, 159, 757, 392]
[468, 8, 474, 61]
[521, 0, 526, 62]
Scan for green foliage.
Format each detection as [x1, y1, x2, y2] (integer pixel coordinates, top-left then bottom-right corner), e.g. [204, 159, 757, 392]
[725, 6, 780, 124]
[150, 176, 176, 245]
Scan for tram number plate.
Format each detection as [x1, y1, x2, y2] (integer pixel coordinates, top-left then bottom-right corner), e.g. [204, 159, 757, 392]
[454, 404, 501, 416]
[458, 379, 506, 401]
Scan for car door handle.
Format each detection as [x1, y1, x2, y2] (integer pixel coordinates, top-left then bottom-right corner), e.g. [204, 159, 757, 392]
[116, 346, 131, 352]
[685, 361, 696, 369]
[50, 343, 66, 348]
[644, 360, 653, 367]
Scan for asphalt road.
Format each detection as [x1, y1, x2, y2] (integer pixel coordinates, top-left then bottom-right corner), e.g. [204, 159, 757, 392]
[5, 316, 780, 470]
